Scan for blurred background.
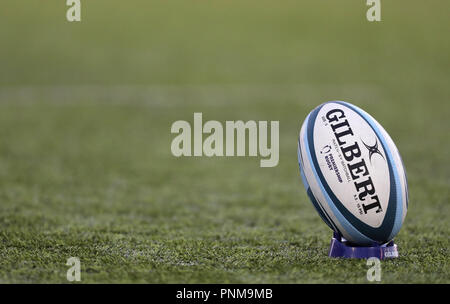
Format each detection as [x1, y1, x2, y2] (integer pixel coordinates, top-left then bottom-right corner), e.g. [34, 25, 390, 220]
[0, 0, 448, 283]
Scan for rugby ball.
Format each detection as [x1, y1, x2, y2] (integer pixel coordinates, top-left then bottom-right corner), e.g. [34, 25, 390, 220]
[297, 101, 408, 246]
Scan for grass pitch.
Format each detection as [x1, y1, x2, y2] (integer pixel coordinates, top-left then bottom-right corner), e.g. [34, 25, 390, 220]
[0, 1, 449, 283]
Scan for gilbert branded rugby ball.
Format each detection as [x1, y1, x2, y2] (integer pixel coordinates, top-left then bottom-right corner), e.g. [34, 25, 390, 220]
[297, 101, 408, 246]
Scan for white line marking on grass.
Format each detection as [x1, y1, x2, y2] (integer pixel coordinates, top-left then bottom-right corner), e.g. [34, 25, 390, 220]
[0, 84, 383, 107]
